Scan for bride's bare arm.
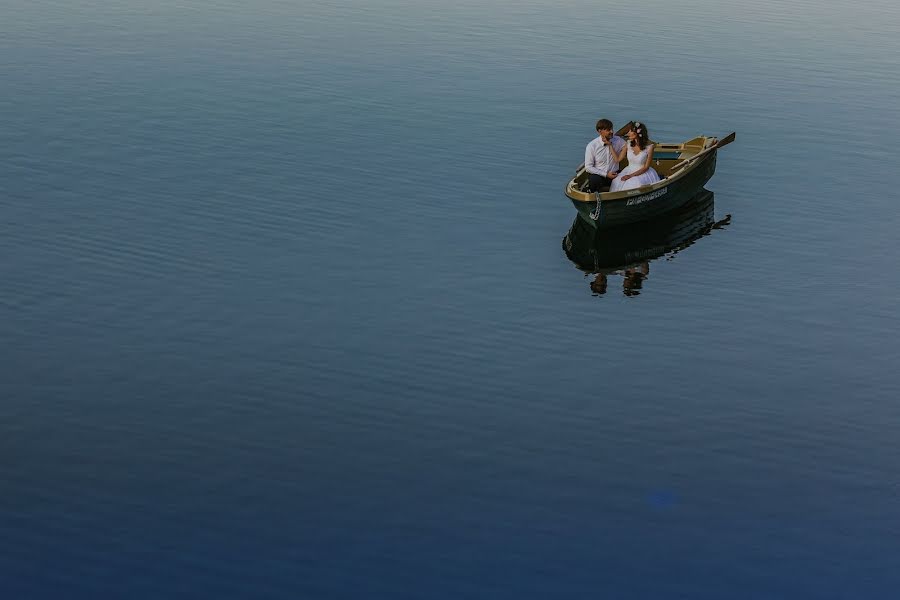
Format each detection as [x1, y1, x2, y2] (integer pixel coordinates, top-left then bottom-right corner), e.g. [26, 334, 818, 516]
[609, 139, 627, 165]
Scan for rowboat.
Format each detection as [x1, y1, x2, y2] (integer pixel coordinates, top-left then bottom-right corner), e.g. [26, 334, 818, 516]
[562, 188, 729, 276]
[565, 124, 734, 228]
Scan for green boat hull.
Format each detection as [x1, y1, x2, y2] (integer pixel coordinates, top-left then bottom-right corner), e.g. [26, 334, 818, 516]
[570, 151, 718, 229]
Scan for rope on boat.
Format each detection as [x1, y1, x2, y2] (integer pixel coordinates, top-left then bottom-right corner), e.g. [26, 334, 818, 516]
[591, 192, 602, 221]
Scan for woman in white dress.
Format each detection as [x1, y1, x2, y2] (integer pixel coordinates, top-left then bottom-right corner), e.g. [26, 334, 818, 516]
[609, 121, 661, 192]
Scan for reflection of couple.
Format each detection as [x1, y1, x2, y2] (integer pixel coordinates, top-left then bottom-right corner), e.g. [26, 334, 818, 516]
[584, 119, 661, 193]
[590, 262, 649, 296]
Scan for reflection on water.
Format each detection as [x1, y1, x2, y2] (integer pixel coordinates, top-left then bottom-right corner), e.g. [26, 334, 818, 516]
[562, 189, 730, 296]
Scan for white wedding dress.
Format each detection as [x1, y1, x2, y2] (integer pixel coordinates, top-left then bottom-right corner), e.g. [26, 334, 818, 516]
[609, 144, 661, 192]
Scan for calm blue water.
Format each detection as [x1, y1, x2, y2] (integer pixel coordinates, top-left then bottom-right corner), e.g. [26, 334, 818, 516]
[3, 0, 900, 597]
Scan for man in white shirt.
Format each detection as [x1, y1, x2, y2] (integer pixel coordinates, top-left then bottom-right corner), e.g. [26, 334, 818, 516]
[584, 119, 626, 192]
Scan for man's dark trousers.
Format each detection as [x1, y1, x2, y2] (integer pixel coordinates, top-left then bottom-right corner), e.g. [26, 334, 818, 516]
[588, 173, 611, 193]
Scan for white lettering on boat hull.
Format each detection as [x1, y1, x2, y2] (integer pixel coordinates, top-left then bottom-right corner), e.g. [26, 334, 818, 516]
[626, 186, 668, 206]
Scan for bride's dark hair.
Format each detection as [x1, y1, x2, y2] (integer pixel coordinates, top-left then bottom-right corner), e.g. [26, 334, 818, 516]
[630, 121, 650, 150]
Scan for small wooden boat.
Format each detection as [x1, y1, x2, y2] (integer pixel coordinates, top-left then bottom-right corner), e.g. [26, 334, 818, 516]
[565, 124, 734, 228]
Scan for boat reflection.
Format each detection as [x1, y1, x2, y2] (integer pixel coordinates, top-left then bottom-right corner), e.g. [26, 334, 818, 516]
[562, 189, 730, 296]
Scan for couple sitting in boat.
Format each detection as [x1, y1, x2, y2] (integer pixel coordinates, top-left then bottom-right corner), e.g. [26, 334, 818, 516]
[584, 119, 661, 193]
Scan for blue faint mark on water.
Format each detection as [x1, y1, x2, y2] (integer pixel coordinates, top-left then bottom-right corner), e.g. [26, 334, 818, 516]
[647, 490, 679, 509]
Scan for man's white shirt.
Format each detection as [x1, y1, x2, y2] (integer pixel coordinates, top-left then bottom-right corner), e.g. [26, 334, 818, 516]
[584, 135, 626, 176]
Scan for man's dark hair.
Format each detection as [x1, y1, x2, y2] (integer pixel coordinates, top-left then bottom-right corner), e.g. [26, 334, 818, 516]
[596, 119, 613, 131]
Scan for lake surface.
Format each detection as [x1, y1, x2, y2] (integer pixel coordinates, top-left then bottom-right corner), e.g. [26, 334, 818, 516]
[3, 0, 900, 597]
